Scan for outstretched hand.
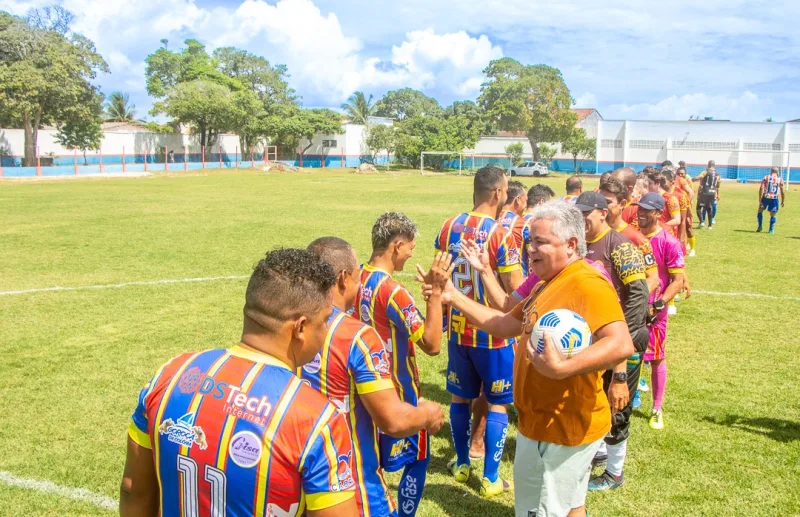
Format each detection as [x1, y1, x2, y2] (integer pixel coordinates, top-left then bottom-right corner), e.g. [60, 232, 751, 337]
[460, 239, 490, 273]
[415, 252, 456, 303]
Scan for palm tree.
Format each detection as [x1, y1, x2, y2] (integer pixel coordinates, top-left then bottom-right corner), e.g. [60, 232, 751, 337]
[341, 91, 374, 126]
[104, 92, 136, 122]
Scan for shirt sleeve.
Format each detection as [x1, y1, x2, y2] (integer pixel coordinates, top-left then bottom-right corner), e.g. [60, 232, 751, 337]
[489, 227, 521, 274]
[513, 274, 541, 301]
[387, 286, 426, 344]
[637, 239, 658, 275]
[128, 368, 164, 449]
[610, 240, 647, 286]
[301, 410, 356, 511]
[667, 196, 680, 217]
[349, 327, 395, 395]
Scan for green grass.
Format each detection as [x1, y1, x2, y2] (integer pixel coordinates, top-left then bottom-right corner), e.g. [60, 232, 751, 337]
[1, 168, 799, 516]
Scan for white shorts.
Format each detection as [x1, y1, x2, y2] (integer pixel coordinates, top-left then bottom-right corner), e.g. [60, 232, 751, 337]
[514, 433, 603, 517]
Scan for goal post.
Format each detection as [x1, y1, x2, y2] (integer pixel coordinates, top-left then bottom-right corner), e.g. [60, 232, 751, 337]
[666, 147, 792, 188]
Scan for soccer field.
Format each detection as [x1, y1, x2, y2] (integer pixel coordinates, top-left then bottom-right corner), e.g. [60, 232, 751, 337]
[1, 169, 799, 516]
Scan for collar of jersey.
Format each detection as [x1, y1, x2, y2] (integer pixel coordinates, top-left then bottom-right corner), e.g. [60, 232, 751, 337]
[644, 227, 662, 238]
[617, 222, 629, 232]
[363, 263, 391, 276]
[587, 226, 612, 244]
[228, 345, 292, 370]
[467, 211, 493, 220]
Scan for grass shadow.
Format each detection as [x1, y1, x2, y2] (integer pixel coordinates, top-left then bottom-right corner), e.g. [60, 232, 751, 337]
[702, 414, 800, 443]
[732, 229, 760, 233]
[787, 236, 800, 240]
[422, 482, 513, 517]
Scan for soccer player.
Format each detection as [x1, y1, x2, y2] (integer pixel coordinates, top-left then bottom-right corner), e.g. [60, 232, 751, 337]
[676, 167, 697, 255]
[562, 175, 583, 203]
[355, 212, 448, 514]
[693, 161, 720, 229]
[645, 170, 681, 234]
[574, 192, 650, 492]
[303, 237, 445, 517]
[119, 249, 358, 517]
[434, 165, 523, 497]
[499, 180, 528, 251]
[612, 167, 640, 226]
[519, 184, 556, 277]
[757, 167, 786, 234]
[636, 193, 685, 430]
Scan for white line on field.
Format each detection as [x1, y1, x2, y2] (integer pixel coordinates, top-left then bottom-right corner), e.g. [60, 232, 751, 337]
[0, 275, 248, 296]
[0, 471, 116, 511]
[1, 273, 797, 302]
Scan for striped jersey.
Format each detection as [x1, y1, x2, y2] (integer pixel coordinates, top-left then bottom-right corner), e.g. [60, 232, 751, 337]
[762, 174, 783, 199]
[356, 265, 425, 406]
[300, 307, 397, 517]
[500, 209, 535, 276]
[128, 345, 355, 517]
[435, 211, 521, 348]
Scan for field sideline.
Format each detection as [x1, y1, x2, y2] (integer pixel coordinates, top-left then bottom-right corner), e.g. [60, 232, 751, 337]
[1, 168, 799, 516]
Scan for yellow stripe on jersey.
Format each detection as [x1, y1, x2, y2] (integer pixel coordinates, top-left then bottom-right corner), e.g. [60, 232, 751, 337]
[389, 325, 405, 401]
[352, 327, 379, 375]
[621, 273, 647, 285]
[355, 378, 395, 395]
[298, 405, 336, 471]
[320, 420, 340, 493]
[321, 312, 347, 397]
[153, 352, 203, 505]
[127, 421, 151, 449]
[346, 390, 372, 517]
[368, 274, 391, 325]
[216, 362, 265, 469]
[255, 376, 303, 516]
[305, 490, 354, 511]
[668, 268, 685, 275]
[180, 352, 231, 456]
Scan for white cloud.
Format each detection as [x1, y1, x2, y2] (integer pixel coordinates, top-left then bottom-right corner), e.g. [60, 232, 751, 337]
[608, 91, 773, 122]
[573, 93, 598, 109]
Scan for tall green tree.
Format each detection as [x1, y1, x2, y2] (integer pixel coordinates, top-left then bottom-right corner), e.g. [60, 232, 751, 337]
[55, 118, 103, 165]
[445, 100, 493, 135]
[341, 91, 374, 125]
[364, 123, 396, 167]
[262, 107, 342, 161]
[478, 58, 576, 161]
[561, 128, 596, 172]
[374, 88, 443, 120]
[145, 39, 238, 98]
[212, 47, 295, 110]
[394, 114, 479, 169]
[0, 9, 108, 165]
[505, 142, 524, 166]
[104, 92, 136, 122]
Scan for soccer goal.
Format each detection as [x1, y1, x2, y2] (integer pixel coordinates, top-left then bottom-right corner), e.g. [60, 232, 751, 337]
[666, 146, 793, 186]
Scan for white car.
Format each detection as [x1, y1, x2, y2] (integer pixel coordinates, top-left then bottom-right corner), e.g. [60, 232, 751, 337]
[509, 161, 549, 177]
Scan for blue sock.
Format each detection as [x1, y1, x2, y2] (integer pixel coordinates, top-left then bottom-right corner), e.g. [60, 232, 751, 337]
[483, 410, 509, 483]
[770, 216, 776, 231]
[398, 457, 429, 516]
[712, 202, 718, 220]
[757, 212, 764, 227]
[450, 403, 471, 467]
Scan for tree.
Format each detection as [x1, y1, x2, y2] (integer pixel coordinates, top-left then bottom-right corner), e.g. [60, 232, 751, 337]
[145, 39, 238, 99]
[538, 143, 556, 166]
[478, 57, 576, 161]
[0, 9, 108, 165]
[364, 123, 396, 167]
[55, 92, 104, 165]
[374, 88, 443, 120]
[212, 47, 295, 110]
[151, 80, 238, 149]
[104, 92, 136, 122]
[445, 100, 493, 135]
[341, 91, 374, 125]
[298, 109, 343, 159]
[394, 114, 479, 169]
[561, 128, 596, 172]
[505, 142, 524, 166]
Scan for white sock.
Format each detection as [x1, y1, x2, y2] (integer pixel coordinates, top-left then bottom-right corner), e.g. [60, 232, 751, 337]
[596, 441, 608, 456]
[606, 440, 627, 477]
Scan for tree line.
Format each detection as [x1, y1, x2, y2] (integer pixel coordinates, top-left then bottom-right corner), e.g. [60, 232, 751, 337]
[0, 6, 595, 169]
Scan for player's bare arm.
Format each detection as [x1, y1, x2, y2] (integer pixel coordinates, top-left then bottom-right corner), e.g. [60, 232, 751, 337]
[119, 438, 159, 517]
[660, 272, 684, 305]
[528, 320, 634, 380]
[499, 267, 524, 293]
[645, 269, 660, 294]
[360, 389, 444, 437]
[413, 252, 454, 355]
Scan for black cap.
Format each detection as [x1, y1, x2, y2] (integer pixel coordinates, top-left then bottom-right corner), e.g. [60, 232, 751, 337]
[637, 192, 665, 210]
[575, 191, 608, 212]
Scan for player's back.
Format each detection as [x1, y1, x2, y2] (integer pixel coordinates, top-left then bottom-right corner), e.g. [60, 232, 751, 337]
[356, 265, 425, 405]
[131, 346, 355, 517]
[435, 212, 520, 348]
[300, 307, 397, 517]
[763, 174, 782, 198]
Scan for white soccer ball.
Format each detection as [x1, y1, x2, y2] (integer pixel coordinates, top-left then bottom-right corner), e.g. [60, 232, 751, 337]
[532, 309, 592, 359]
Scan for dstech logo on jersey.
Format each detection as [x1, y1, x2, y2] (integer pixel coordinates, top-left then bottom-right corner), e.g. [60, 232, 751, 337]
[179, 369, 273, 426]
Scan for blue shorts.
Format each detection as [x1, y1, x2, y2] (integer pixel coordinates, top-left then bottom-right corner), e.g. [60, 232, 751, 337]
[445, 340, 514, 405]
[761, 197, 779, 213]
[380, 429, 429, 472]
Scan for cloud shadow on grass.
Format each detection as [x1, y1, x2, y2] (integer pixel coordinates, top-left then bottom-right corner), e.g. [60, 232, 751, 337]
[702, 414, 800, 443]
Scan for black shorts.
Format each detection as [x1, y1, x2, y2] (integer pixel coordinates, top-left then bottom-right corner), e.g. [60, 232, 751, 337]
[698, 193, 716, 207]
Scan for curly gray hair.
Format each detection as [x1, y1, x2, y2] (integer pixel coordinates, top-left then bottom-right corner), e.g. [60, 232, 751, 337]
[530, 200, 587, 257]
[371, 212, 418, 251]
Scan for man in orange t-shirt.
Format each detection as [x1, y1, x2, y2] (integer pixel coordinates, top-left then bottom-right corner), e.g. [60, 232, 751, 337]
[419, 201, 634, 517]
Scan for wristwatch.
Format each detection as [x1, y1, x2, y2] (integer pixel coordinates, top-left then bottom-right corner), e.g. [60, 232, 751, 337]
[612, 372, 628, 383]
[652, 299, 666, 312]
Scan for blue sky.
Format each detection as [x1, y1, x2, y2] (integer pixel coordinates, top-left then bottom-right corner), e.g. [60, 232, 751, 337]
[6, 0, 800, 122]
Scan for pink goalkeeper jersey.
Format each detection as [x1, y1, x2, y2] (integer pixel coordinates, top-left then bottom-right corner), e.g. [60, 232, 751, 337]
[646, 227, 685, 327]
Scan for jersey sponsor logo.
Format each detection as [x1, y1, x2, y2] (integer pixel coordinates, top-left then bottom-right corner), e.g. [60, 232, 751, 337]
[399, 474, 419, 514]
[331, 398, 350, 413]
[266, 503, 299, 517]
[493, 426, 508, 462]
[401, 303, 422, 328]
[193, 377, 273, 426]
[333, 451, 355, 491]
[228, 430, 263, 468]
[390, 438, 411, 458]
[452, 222, 464, 233]
[507, 246, 520, 264]
[178, 366, 205, 394]
[371, 349, 391, 375]
[359, 285, 374, 303]
[303, 353, 322, 374]
[158, 412, 208, 450]
[490, 379, 512, 394]
[359, 303, 371, 324]
[447, 370, 460, 385]
[463, 226, 489, 242]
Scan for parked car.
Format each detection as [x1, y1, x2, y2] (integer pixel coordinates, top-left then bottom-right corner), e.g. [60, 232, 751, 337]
[509, 161, 549, 177]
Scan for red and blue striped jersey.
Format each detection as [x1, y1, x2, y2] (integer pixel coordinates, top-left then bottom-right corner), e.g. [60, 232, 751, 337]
[356, 265, 425, 406]
[300, 307, 397, 517]
[762, 174, 783, 199]
[435, 212, 521, 348]
[128, 345, 355, 517]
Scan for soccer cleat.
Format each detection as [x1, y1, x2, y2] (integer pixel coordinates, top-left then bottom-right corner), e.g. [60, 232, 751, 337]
[639, 376, 649, 392]
[632, 390, 642, 409]
[757, 226, 763, 232]
[649, 410, 665, 430]
[688, 249, 696, 257]
[480, 477, 513, 498]
[712, 217, 716, 225]
[674, 295, 680, 303]
[448, 459, 471, 483]
[668, 305, 677, 316]
[592, 451, 608, 467]
[588, 470, 625, 491]
[707, 225, 713, 230]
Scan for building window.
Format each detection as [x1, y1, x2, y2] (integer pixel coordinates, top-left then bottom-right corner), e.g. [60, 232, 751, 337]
[322, 140, 337, 148]
[628, 139, 664, 150]
[601, 139, 622, 149]
[672, 141, 736, 151]
[789, 144, 800, 153]
[743, 142, 782, 151]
